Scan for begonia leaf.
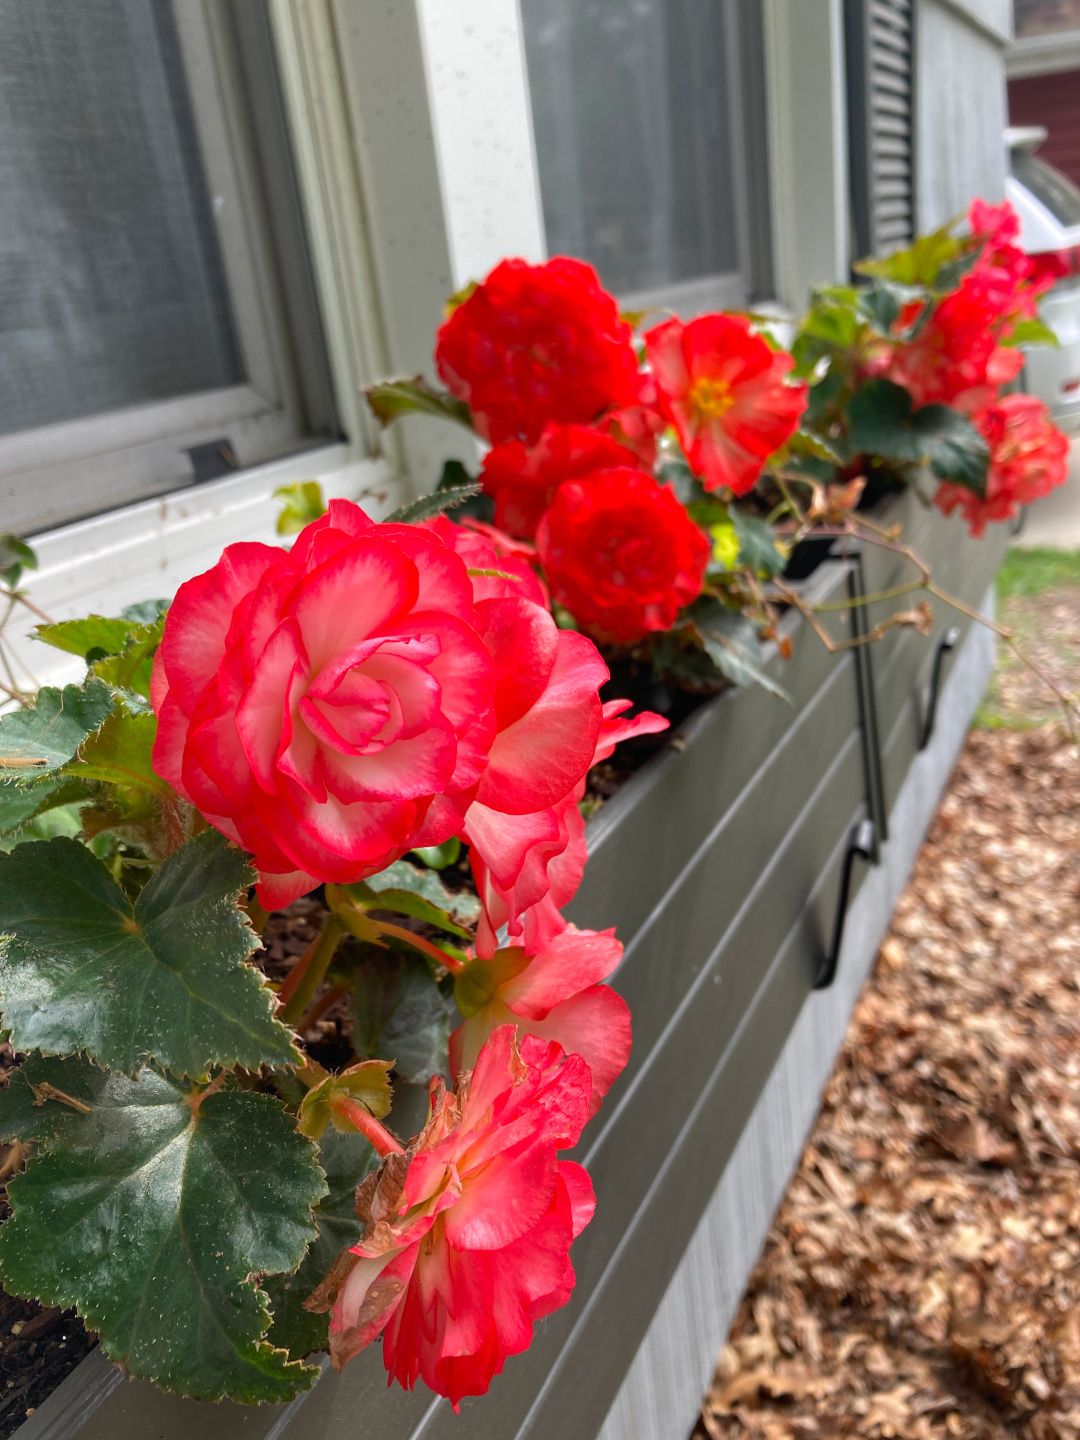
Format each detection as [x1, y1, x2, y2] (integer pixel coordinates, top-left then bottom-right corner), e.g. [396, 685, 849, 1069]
[854, 222, 962, 287]
[353, 858, 479, 930]
[0, 1055, 324, 1402]
[274, 480, 327, 536]
[385, 482, 483, 526]
[1004, 317, 1059, 349]
[35, 615, 135, 659]
[265, 1127, 378, 1359]
[365, 375, 473, 431]
[411, 836, 461, 870]
[848, 379, 989, 493]
[350, 950, 450, 1084]
[687, 598, 791, 703]
[90, 617, 165, 702]
[0, 680, 113, 779]
[0, 832, 298, 1075]
[730, 508, 786, 578]
[63, 709, 168, 794]
[0, 535, 37, 590]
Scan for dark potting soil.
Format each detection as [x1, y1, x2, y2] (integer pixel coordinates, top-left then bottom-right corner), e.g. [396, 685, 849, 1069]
[0, 1039, 96, 1439]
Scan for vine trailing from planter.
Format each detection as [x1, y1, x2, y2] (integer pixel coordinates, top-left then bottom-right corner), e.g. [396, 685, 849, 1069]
[0, 197, 1072, 1418]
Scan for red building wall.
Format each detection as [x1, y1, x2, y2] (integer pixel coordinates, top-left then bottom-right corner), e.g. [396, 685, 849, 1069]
[1008, 69, 1080, 190]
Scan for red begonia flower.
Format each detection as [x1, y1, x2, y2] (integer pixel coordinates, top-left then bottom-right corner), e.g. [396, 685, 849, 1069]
[605, 373, 669, 468]
[466, 700, 669, 955]
[480, 422, 642, 540]
[968, 197, 1062, 323]
[151, 500, 607, 907]
[450, 925, 631, 1116]
[886, 271, 1025, 411]
[935, 393, 1069, 536]
[644, 313, 807, 495]
[535, 467, 710, 644]
[435, 257, 642, 446]
[311, 1027, 595, 1408]
[421, 514, 547, 607]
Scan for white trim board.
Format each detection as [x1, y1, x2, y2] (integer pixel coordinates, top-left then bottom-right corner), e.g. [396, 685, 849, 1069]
[597, 593, 996, 1440]
[6, 444, 398, 697]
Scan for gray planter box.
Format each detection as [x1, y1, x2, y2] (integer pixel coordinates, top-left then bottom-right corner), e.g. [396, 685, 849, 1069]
[16, 496, 1006, 1440]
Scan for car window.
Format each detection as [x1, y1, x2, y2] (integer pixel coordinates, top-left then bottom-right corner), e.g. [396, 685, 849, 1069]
[1011, 150, 1080, 228]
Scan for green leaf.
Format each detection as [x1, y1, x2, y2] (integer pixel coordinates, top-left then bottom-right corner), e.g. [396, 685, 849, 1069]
[0, 832, 298, 1075]
[356, 857, 479, 928]
[90, 616, 166, 702]
[274, 481, 327, 536]
[364, 376, 474, 431]
[855, 222, 963, 286]
[687, 598, 791, 702]
[0, 779, 57, 835]
[351, 950, 450, 1084]
[121, 599, 169, 626]
[437, 459, 475, 492]
[803, 367, 848, 431]
[63, 709, 168, 794]
[0, 535, 37, 590]
[34, 616, 135, 659]
[730, 508, 785, 578]
[855, 280, 926, 337]
[0, 1056, 325, 1402]
[848, 379, 989, 492]
[0, 680, 114, 779]
[411, 837, 462, 870]
[1004, 316, 1060, 349]
[265, 1127, 377, 1359]
[385, 481, 483, 526]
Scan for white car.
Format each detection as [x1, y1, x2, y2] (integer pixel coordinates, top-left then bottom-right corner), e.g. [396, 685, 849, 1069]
[1006, 126, 1080, 431]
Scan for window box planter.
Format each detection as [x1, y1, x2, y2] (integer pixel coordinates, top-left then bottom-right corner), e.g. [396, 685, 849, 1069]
[14, 493, 1006, 1440]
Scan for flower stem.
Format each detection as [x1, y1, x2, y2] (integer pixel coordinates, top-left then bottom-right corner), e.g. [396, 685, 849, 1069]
[278, 916, 346, 1027]
[331, 1094, 404, 1155]
[368, 918, 467, 973]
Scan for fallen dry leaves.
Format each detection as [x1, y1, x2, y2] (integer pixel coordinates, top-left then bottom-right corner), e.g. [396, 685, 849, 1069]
[697, 726, 1080, 1439]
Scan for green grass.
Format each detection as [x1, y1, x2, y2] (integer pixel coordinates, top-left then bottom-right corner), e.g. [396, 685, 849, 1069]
[997, 547, 1080, 601]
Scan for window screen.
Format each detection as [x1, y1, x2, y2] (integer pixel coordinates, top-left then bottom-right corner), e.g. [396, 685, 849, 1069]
[0, 0, 244, 438]
[520, 0, 750, 301]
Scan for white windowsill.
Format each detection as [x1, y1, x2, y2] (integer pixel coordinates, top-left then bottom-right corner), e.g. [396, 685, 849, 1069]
[8, 441, 401, 694]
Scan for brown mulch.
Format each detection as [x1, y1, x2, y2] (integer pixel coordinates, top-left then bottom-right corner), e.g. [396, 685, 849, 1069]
[695, 725, 1080, 1440]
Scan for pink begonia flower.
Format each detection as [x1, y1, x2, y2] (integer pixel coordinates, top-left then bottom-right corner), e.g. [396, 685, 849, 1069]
[151, 500, 606, 908]
[306, 1027, 595, 1409]
[450, 924, 631, 1116]
[465, 699, 669, 954]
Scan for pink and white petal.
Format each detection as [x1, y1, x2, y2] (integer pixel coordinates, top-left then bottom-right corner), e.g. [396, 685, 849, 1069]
[473, 597, 558, 729]
[255, 867, 319, 910]
[509, 987, 631, 1113]
[235, 620, 309, 792]
[317, 721, 457, 802]
[386, 613, 496, 734]
[286, 537, 419, 672]
[500, 927, 623, 1018]
[159, 543, 282, 713]
[475, 630, 606, 815]
[555, 1161, 596, 1239]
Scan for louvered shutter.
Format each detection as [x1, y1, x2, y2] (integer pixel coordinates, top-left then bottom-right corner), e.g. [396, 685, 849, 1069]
[846, 0, 916, 259]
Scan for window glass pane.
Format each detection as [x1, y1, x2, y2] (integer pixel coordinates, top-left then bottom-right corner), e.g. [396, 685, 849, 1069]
[0, 0, 243, 438]
[520, 0, 739, 296]
[1013, 0, 1080, 35]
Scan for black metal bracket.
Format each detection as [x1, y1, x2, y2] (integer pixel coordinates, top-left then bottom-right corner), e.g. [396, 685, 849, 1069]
[815, 817, 876, 990]
[918, 625, 961, 750]
[843, 547, 887, 857]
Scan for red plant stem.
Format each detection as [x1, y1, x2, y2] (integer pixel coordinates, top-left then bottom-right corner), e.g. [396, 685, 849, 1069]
[369, 918, 466, 973]
[331, 1095, 404, 1155]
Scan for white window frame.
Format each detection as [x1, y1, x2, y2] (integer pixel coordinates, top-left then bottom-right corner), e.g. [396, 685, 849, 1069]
[2, 1, 337, 536]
